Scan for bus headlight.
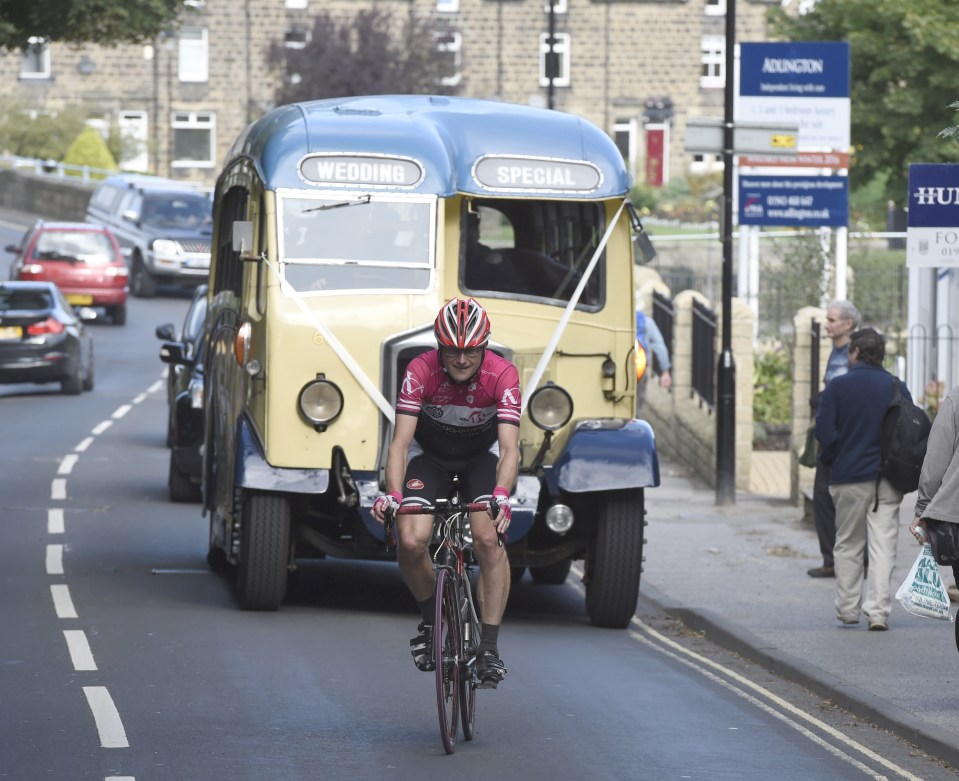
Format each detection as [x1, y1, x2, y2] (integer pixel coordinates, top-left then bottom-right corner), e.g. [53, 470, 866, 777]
[528, 383, 573, 431]
[545, 504, 574, 534]
[298, 376, 344, 430]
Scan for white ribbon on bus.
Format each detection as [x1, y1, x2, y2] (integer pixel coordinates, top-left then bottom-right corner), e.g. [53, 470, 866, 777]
[263, 260, 396, 424]
[521, 198, 628, 415]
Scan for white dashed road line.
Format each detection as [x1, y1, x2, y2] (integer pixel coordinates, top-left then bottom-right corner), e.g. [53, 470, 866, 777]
[50, 584, 78, 618]
[92, 420, 112, 435]
[82, 687, 129, 748]
[58, 454, 79, 475]
[46, 544, 64, 575]
[51, 478, 67, 500]
[112, 404, 132, 420]
[48, 508, 64, 535]
[64, 630, 97, 671]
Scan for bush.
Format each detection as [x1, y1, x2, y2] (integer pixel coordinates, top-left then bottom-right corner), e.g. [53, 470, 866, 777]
[63, 127, 118, 173]
[753, 343, 791, 425]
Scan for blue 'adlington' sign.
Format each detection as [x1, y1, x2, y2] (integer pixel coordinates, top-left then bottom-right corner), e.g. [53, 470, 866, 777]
[740, 42, 850, 99]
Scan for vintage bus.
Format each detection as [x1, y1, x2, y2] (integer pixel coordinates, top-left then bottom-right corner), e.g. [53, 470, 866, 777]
[197, 95, 659, 628]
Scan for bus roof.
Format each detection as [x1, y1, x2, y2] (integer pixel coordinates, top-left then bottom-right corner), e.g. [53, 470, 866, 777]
[222, 95, 632, 199]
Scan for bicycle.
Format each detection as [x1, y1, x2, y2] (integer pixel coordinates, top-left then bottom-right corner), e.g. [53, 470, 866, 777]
[384, 492, 503, 755]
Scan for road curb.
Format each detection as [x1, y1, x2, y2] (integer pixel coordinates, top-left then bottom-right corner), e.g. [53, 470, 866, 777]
[640, 584, 959, 769]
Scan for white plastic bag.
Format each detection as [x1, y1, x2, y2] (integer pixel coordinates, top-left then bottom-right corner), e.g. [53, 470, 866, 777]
[896, 543, 954, 621]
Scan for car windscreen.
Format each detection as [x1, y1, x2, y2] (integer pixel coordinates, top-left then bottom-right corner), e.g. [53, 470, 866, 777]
[460, 198, 606, 311]
[35, 230, 115, 265]
[0, 289, 53, 312]
[141, 194, 213, 231]
[278, 193, 434, 293]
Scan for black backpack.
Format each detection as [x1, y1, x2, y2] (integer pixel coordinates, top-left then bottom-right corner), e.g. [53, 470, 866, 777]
[875, 377, 932, 503]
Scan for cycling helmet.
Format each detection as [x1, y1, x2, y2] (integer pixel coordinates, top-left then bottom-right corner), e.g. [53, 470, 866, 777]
[434, 297, 491, 349]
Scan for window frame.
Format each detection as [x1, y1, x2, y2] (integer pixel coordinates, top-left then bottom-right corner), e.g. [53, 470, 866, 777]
[20, 37, 51, 80]
[544, 0, 568, 13]
[178, 26, 209, 83]
[171, 111, 216, 169]
[704, 0, 726, 16]
[435, 30, 462, 87]
[436, 0, 459, 12]
[539, 32, 571, 88]
[699, 34, 725, 89]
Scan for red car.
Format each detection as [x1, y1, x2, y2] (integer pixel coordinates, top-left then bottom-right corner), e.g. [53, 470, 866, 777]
[6, 221, 129, 325]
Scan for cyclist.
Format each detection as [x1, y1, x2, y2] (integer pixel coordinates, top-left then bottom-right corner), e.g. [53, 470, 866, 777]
[373, 297, 520, 688]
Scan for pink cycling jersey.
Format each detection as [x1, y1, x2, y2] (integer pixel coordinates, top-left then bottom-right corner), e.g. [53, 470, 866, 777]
[397, 349, 521, 461]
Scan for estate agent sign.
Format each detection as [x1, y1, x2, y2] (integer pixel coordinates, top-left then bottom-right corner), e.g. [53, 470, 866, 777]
[907, 163, 959, 268]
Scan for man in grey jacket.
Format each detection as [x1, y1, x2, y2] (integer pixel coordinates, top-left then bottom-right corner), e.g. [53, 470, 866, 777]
[911, 386, 959, 606]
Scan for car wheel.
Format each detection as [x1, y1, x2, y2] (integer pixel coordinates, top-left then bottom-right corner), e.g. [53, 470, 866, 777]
[81, 345, 94, 392]
[530, 559, 572, 585]
[584, 488, 645, 629]
[236, 491, 291, 611]
[168, 454, 202, 503]
[61, 360, 82, 395]
[130, 254, 158, 298]
[111, 304, 127, 325]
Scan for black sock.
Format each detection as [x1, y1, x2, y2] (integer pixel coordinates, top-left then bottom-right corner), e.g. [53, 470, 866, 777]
[479, 623, 500, 654]
[418, 597, 436, 625]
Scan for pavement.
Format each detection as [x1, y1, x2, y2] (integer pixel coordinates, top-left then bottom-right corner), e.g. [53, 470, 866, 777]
[641, 450, 959, 769]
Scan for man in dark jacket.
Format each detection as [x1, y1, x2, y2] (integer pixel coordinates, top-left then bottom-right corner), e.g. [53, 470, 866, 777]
[815, 328, 913, 631]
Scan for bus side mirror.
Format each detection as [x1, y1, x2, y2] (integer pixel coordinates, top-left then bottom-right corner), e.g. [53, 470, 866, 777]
[633, 228, 656, 264]
[232, 220, 258, 261]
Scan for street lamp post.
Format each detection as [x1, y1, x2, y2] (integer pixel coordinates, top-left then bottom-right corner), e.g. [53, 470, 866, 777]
[715, 0, 737, 505]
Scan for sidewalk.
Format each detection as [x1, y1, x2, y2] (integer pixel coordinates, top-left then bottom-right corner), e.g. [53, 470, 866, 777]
[641, 453, 959, 769]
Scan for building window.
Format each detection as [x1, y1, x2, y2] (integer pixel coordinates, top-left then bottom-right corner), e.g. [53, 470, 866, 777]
[614, 118, 638, 176]
[178, 26, 208, 83]
[690, 153, 723, 173]
[539, 32, 570, 88]
[284, 28, 310, 49]
[437, 0, 459, 11]
[700, 35, 725, 89]
[436, 31, 462, 87]
[285, 0, 308, 8]
[544, 0, 567, 13]
[172, 111, 215, 168]
[20, 37, 50, 79]
[704, 0, 725, 15]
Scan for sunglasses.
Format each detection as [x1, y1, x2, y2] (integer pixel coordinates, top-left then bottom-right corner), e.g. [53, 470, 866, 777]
[440, 346, 483, 360]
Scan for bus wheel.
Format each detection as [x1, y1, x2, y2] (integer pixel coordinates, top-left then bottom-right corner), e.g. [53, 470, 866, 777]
[585, 489, 645, 629]
[236, 492, 291, 610]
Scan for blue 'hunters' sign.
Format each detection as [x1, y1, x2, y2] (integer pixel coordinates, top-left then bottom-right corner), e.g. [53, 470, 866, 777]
[739, 175, 848, 227]
[907, 163, 959, 268]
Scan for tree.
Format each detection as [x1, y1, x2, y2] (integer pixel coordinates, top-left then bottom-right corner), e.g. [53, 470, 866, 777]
[269, 8, 460, 106]
[0, 99, 87, 159]
[0, 0, 181, 51]
[768, 0, 959, 205]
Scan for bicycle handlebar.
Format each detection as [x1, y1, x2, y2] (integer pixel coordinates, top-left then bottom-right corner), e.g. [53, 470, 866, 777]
[383, 498, 504, 551]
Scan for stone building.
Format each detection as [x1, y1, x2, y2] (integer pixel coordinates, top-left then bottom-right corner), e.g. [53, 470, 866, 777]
[0, 0, 780, 186]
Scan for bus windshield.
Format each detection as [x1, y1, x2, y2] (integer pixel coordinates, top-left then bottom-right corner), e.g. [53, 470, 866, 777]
[278, 193, 434, 292]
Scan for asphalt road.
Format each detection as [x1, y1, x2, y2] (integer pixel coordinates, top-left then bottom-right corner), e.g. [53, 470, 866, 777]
[0, 208, 953, 780]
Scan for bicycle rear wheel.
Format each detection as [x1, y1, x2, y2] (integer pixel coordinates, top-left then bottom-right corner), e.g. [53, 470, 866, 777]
[434, 567, 461, 754]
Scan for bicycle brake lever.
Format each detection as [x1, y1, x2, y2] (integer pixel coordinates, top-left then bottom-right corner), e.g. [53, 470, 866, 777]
[489, 498, 504, 548]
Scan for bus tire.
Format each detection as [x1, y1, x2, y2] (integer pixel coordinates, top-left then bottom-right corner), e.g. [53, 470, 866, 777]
[585, 489, 645, 629]
[236, 492, 290, 611]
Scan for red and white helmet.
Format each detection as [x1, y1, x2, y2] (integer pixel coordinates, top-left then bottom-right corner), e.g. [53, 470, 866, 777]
[434, 297, 491, 349]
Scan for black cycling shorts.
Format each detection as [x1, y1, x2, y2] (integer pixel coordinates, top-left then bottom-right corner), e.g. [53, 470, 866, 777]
[401, 450, 498, 505]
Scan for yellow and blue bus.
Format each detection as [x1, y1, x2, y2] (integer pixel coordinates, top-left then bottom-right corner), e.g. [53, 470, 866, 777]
[198, 95, 659, 627]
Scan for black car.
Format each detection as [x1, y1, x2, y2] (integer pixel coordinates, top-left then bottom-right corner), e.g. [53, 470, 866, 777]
[156, 284, 207, 501]
[0, 281, 94, 394]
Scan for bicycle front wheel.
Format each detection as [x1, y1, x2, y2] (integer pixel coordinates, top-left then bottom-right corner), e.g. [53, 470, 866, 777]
[434, 567, 461, 754]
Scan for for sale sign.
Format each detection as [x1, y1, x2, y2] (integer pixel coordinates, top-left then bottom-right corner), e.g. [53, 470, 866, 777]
[907, 164, 959, 268]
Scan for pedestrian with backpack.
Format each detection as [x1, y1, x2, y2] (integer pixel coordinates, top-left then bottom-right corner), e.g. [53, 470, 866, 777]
[815, 328, 917, 631]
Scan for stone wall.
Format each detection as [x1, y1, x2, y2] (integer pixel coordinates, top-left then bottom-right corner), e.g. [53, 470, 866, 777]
[0, 170, 92, 222]
[638, 281, 755, 492]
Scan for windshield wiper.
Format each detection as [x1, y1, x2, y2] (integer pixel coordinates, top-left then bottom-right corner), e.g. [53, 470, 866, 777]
[302, 194, 371, 213]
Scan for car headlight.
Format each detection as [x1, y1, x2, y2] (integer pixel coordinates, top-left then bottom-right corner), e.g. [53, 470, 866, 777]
[298, 377, 344, 429]
[528, 383, 573, 431]
[152, 239, 180, 256]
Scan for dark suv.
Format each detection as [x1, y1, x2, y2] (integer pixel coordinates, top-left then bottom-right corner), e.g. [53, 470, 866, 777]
[85, 174, 212, 298]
